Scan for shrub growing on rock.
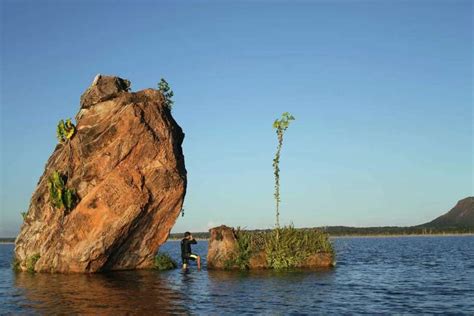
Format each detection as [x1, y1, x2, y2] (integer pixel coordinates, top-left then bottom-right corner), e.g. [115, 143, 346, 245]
[158, 78, 174, 110]
[265, 225, 333, 269]
[224, 228, 254, 270]
[48, 171, 78, 212]
[26, 253, 40, 273]
[56, 118, 76, 143]
[11, 257, 21, 272]
[154, 252, 177, 271]
[224, 227, 333, 270]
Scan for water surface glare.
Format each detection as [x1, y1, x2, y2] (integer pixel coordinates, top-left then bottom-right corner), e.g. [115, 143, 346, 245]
[1, 236, 473, 314]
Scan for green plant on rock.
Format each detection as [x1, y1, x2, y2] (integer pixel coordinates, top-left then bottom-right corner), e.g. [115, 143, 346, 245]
[272, 112, 295, 228]
[11, 257, 21, 272]
[26, 253, 40, 273]
[158, 78, 174, 110]
[154, 252, 177, 271]
[56, 118, 76, 143]
[265, 226, 307, 269]
[20, 211, 27, 220]
[224, 228, 253, 270]
[48, 171, 78, 211]
[265, 225, 333, 269]
[226, 227, 333, 270]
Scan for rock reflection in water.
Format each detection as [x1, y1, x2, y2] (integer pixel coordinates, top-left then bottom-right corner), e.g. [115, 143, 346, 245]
[206, 269, 336, 313]
[14, 270, 187, 314]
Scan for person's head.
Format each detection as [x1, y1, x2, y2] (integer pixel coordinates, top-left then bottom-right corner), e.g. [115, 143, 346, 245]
[184, 231, 191, 239]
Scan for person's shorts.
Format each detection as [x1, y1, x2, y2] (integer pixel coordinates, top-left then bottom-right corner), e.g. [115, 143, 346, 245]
[182, 253, 198, 264]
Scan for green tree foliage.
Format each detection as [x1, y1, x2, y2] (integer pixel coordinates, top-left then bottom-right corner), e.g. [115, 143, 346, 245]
[158, 78, 174, 110]
[56, 118, 76, 143]
[20, 211, 27, 220]
[48, 171, 78, 212]
[272, 112, 295, 228]
[154, 252, 177, 270]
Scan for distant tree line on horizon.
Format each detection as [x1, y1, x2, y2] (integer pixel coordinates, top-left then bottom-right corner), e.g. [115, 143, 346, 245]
[2, 226, 471, 242]
[168, 226, 474, 240]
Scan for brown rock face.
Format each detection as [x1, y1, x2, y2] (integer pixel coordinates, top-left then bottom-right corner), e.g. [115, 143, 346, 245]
[14, 75, 186, 273]
[207, 225, 335, 270]
[206, 226, 239, 269]
[80, 74, 131, 109]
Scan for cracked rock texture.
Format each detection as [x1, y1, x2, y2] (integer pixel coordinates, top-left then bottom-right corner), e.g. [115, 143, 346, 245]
[14, 75, 186, 273]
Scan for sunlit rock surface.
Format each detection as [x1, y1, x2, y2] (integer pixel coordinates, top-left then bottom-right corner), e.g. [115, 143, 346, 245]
[14, 75, 187, 273]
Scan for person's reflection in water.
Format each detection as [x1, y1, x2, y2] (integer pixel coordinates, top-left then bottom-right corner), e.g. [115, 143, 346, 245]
[14, 270, 188, 314]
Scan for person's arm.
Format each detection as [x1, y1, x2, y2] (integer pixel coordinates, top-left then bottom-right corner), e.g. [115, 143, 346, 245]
[190, 236, 197, 244]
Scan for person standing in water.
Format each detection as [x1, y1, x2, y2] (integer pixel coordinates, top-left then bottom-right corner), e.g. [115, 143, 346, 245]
[181, 231, 201, 270]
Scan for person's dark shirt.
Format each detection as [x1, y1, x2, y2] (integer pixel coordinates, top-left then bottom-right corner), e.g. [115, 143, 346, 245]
[181, 238, 197, 258]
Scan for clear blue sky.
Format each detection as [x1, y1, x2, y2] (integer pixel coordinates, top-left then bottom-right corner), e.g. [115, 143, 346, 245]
[0, 0, 472, 236]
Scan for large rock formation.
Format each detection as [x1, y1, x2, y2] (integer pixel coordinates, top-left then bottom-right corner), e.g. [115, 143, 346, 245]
[14, 75, 186, 273]
[207, 225, 334, 270]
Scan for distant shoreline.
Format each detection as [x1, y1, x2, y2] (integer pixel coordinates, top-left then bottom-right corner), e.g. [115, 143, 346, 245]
[167, 238, 208, 241]
[167, 233, 474, 241]
[2, 233, 473, 244]
[331, 233, 474, 238]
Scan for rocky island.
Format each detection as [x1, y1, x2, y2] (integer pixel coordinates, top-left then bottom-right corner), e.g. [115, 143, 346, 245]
[14, 75, 187, 273]
[207, 225, 335, 270]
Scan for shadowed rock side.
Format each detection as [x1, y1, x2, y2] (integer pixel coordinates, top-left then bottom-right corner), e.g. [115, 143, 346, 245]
[207, 226, 334, 270]
[14, 75, 186, 273]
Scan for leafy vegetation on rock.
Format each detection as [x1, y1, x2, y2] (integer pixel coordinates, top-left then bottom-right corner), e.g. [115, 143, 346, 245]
[265, 225, 333, 269]
[154, 252, 177, 271]
[26, 253, 40, 273]
[224, 226, 333, 270]
[48, 171, 78, 212]
[224, 228, 255, 270]
[158, 78, 174, 110]
[56, 118, 76, 143]
[11, 257, 21, 272]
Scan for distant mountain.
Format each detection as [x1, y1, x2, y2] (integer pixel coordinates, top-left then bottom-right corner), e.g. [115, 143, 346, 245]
[419, 197, 473, 228]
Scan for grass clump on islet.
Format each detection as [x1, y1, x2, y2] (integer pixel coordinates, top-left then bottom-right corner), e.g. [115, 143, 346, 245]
[154, 252, 177, 271]
[225, 225, 334, 270]
[266, 226, 333, 269]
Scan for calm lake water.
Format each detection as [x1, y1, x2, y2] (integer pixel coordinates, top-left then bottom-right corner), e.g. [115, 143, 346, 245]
[1, 236, 473, 314]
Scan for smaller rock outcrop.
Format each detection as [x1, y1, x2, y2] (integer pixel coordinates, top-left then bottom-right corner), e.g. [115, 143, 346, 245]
[207, 225, 239, 269]
[207, 225, 335, 270]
